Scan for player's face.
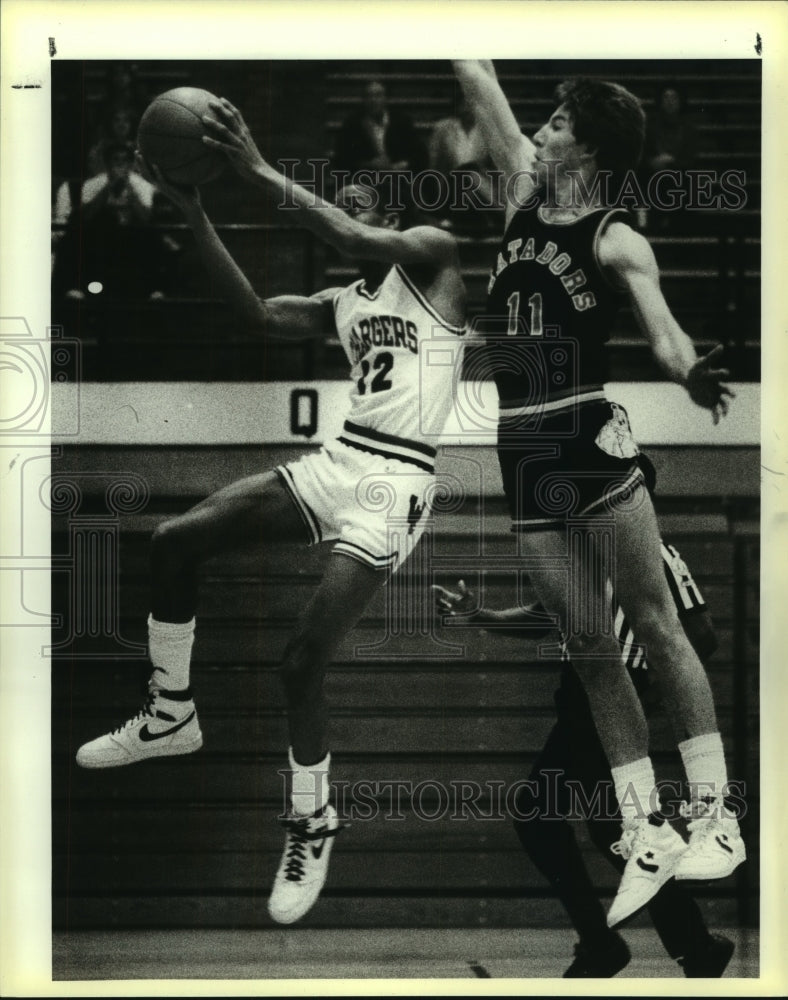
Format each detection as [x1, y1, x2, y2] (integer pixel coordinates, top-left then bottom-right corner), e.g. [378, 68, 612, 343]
[335, 184, 389, 229]
[532, 105, 592, 176]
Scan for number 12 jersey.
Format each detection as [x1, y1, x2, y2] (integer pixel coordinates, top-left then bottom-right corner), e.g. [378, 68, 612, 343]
[332, 264, 466, 471]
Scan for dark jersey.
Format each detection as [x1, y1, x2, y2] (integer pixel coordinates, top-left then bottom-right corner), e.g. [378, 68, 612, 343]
[484, 199, 631, 412]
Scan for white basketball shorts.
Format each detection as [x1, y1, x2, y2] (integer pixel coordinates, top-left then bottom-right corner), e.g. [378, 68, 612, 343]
[275, 436, 434, 573]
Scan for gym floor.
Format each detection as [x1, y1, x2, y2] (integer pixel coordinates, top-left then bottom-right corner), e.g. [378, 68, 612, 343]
[52, 926, 759, 983]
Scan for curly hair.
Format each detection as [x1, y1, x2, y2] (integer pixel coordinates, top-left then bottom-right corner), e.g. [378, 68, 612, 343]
[554, 78, 645, 177]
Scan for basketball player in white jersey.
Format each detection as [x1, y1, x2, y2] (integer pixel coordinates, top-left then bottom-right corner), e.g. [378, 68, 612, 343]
[76, 98, 467, 925]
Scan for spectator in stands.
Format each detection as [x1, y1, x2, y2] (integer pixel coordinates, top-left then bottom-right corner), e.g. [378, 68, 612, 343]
[428, 83, 502, 233]
[332, 79, 428, 180]
[642, 83, 701, 232]
[645, 83, 700, 173]
[86, 105, 139, 178]
[52, 141, 162, 303]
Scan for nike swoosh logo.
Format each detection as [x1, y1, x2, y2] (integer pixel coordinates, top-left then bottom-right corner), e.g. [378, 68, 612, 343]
[311, 838, 326, 860]
[636, 857, 660, 874]
[715, 835, 734, 854]
[139, 711, 195, 742]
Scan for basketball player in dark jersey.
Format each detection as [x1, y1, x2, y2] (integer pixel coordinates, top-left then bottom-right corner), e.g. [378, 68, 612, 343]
[453, 61, 744, 927]
[434, 461, 735, 978]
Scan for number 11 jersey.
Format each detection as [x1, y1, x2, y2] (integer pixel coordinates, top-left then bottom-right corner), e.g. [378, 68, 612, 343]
[485, 201, 631, 414]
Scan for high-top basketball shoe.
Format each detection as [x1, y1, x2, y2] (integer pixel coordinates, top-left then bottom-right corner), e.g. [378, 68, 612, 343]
[268, 805, 342, 924]
[606, 814, 688, 927]
[76, 687, 202, 768]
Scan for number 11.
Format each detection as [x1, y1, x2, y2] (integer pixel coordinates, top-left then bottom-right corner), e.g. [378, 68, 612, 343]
[506, 291, 543, 336]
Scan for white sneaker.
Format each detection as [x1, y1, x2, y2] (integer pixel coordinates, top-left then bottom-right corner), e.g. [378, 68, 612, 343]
[268, 805, 342, 925]
[675, 800, 746, 880]
[76, 687, 203, 768]
[606, 816, 688, 928]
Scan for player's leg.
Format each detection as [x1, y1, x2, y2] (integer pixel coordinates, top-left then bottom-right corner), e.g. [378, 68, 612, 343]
[518, 526, 687, 927]
[268, 450, 435, 924]
[511, 689, 630, 978]
[281, 551, 387, 783]
[610, 486, 745, 880]
[517, 528, 650, 768]
[76, 470, 309, 768]
[268, 550, 389, 925]
[612, 488, 718, 736]
[573, 700, 732, 976]
[149, 470, 308, 624]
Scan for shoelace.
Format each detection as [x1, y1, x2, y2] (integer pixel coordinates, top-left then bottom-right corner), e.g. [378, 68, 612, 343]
[679, 799, 721, 840]
[281, 820, 310, 882]
[610, 824, 639, 860]
[112, 692, 157, 736]
[279, 813, 344, 882]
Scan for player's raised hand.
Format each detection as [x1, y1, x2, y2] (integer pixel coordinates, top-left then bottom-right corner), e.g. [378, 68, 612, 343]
[686, 344, 736, 424]
[202, 98, 267, 182]
[432, 579, 475, 617]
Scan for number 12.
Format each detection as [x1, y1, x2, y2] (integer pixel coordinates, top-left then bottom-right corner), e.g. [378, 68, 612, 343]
[506, 291, 543, 336]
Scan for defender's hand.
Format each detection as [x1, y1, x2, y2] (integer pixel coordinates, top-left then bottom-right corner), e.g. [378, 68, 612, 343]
[686, 344, 736, 425]
[202, 98, 267, 181]
[432, 579, 475, 617]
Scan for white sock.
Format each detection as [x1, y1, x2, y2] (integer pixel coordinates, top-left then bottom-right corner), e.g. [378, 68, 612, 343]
[610, 756, 658, 822]
[289, 747, 330, 817]
[679, 731, 728, 805]
[148, 615, 195, 692]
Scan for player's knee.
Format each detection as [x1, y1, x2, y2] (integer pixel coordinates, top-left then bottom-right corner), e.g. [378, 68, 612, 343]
[628, 604, 684, 655]
[564, 630, 618, 667]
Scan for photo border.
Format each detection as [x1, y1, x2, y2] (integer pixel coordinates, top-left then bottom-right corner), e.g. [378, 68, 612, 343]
[1, 1, 786, 996]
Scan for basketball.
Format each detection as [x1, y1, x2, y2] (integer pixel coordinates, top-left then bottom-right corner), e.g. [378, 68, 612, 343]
[137, 87, 226, 185]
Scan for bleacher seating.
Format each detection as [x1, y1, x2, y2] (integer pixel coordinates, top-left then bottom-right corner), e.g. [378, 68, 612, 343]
[51, 59, 761, 383]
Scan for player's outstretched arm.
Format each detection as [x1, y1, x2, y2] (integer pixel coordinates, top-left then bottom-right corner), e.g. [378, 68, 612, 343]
[201, 98, 458, 270]
[598, 222, 735, 424]
[432, 580, 556, 637]
[452, 61, 536, 195]
[141, 159, 334, 341]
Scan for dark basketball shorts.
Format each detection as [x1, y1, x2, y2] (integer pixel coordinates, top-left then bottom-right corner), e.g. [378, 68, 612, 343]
[497, 398, 647, 531]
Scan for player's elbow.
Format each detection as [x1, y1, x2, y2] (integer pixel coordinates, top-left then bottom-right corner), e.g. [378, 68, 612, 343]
[243, 298, 272, 336]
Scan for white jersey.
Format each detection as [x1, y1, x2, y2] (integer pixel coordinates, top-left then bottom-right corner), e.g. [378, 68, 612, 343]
[332, 265, 466, 472]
